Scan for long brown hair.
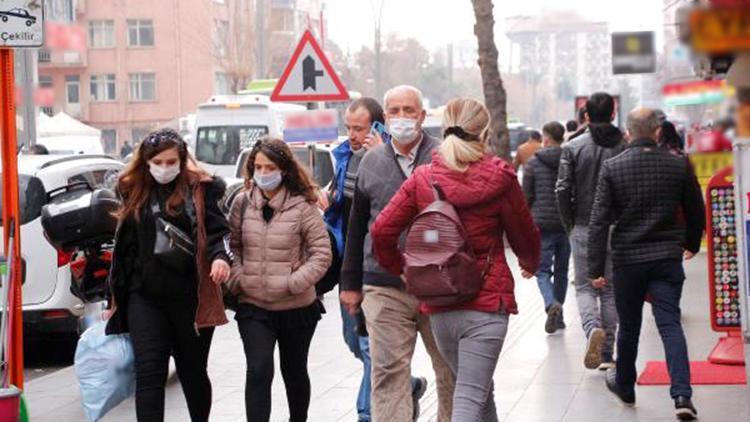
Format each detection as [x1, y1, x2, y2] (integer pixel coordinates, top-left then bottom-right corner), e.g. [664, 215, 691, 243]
[243, 137, 318, 203]
[115, 128, 209, 222]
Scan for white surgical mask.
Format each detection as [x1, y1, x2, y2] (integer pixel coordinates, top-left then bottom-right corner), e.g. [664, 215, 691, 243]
[149, 164, 180, 185]
[388, 118, 419, 145]
[352, 147, 367, 157]
[254, 171, 283, 192]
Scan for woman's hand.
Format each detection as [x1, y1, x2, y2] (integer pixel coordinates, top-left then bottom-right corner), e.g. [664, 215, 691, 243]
[210, 259, 231, 285]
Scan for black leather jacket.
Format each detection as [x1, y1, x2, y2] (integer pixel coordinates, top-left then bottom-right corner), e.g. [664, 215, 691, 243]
[555, 124, 625, 232]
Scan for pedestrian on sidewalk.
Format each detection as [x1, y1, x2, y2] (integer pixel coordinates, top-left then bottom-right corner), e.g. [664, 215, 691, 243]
[105, 128, 233, 422]
[339, 85, 456, 422]
[566, 106, 588, 142]
[322, 97, 428, 421]
[522, 121, 570, 334]
[227, 137, 332, 422]
[512, 129, 542, 170]
[371, 97, 540, 422]
[556, 92, 624, 370]
[588, 107, 705, 421]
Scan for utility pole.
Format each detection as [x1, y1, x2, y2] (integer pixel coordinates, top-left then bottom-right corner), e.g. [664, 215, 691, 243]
[18, 49, 37, 148]
[256, 0, 267, 78]
[371, 0, 385, 100]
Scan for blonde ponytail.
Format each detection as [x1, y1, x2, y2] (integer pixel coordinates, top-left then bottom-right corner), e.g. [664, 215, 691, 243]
[439, 98, 490, 172]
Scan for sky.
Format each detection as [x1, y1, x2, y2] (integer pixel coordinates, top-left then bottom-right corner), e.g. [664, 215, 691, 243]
[325, 0, 667, 60]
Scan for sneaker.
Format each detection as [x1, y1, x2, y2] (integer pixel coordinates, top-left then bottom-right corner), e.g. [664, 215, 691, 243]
[584, 328, 606, 369]
[674, 396, 698, 421]
[605, 368, 635, 406]
[412, 376, 428, 421]
[545, 302, 562, 334]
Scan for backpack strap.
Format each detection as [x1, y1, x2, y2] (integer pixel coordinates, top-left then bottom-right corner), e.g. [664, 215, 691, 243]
[429, 164, 447, 201]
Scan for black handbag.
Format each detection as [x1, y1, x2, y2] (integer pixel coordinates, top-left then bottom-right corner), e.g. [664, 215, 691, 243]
[151, 192, 195, 268]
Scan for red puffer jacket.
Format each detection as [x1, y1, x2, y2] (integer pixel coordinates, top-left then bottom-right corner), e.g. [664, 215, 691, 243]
[371, 152, 540, 315]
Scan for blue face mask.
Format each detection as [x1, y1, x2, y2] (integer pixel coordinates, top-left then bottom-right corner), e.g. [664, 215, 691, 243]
[253, 171, 283, 192]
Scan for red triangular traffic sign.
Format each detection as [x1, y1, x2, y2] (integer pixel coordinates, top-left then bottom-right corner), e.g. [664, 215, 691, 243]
[270, 30, 349, 102]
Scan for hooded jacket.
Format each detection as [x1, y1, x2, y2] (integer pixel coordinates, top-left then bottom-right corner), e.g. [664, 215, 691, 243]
[555, 124, 625, 231]
[371, 152, 540, 315]
[522, 146, 564, 232]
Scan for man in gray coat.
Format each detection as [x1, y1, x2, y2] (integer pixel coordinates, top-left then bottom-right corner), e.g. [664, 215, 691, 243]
[340, 85, 455, 422]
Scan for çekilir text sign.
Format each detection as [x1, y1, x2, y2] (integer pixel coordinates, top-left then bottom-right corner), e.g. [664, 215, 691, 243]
[0, 0, 44, 47]
[283, 109, 339, 143]
[271, 30, 349, 102]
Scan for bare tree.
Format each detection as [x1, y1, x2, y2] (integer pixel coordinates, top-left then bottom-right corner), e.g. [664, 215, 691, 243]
[216, 0, 256, 93]
[471, 0, 510, 160]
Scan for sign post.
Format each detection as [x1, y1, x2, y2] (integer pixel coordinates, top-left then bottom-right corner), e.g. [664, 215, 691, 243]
[0, 0, 45, 390]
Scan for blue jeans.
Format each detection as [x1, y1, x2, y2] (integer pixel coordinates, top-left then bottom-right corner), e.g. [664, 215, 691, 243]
[535, 230, 571, 309]
[341, 304, 372, 421]
[613, 259, 692, 398]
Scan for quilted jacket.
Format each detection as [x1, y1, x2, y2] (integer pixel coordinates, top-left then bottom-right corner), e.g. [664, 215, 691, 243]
[228, 186, 332, 311]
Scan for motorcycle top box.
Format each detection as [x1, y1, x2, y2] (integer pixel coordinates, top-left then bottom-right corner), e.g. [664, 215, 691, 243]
[41, 182, 120, 252]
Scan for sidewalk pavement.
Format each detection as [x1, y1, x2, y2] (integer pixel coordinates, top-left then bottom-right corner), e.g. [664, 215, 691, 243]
[24, 251, 750, 421]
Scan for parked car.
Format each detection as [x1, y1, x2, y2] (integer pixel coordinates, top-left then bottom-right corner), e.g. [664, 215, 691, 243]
[0, 155, 122, 345]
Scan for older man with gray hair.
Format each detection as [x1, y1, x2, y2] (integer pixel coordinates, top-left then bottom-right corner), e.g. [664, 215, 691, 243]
[340, 85, 455, 422]
[587, 107, 705, 420]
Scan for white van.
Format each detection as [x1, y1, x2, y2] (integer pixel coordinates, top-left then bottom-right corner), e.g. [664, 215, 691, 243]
[192, 95, 306, 177]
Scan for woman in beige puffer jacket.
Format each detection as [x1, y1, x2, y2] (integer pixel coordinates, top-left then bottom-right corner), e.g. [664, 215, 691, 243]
[227, 137, 331, 422]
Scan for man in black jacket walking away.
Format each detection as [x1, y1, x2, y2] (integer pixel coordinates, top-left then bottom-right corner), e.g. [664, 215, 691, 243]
[523, 121, 570, 334]
[588, 107, 705, 421]
[556, 92, 624, 370]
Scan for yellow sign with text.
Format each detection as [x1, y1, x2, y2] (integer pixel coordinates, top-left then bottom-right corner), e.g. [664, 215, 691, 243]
[690, 8, 750, 54]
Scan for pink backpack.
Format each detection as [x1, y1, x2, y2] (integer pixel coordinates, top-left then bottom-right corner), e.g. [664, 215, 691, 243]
[403, 169, 492, 306]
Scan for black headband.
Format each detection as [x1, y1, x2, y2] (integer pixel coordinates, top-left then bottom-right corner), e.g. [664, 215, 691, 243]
[443, 126, 479, 142]
[144, 129, 186, 151]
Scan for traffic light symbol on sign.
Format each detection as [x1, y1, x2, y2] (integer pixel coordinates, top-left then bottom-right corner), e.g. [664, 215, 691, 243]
[302, 56, 324, 92]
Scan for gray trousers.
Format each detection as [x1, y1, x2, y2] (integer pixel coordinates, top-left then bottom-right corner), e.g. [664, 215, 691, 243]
[571, 225, 618, 359]
[430, 310, 509, 422]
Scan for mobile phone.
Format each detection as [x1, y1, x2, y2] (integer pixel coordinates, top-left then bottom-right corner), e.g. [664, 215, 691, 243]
[370, 121, 391, 144]
[355, 308, 369, 337]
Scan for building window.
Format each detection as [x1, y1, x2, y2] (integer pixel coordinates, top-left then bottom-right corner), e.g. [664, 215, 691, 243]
[127, 19, 154, 47]
[90, 74, 116, 101]
[101, 129, 118, 154]
[214, 72, 232, 95]
[39, 75, 54, 89]
[88, 20, 115, 48]
[131, 127, 150, 144]
[65, 75, 80, 104]
[214, 20, 229, 57]
[38, 49, 51, 63]
[129, 73, 156, 101]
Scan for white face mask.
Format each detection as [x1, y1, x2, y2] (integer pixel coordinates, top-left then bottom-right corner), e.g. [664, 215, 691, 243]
[149, 163, 180, 185]
[388, 118, 419, 145]
[254, 171, 283, 192]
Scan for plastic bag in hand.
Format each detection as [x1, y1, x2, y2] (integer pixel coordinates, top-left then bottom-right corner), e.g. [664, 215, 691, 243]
[74, 320, 135, 421]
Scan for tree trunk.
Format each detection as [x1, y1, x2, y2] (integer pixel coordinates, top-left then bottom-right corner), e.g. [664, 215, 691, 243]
[471, 0, 510, 161]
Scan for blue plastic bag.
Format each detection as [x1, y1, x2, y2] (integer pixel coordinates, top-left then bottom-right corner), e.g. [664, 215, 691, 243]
[74, 320, 136, 421]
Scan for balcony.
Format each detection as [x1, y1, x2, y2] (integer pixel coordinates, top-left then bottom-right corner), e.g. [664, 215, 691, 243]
[38, 50, 86, 69]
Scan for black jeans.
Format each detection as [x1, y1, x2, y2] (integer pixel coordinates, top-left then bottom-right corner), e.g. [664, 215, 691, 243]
[613, 259, 692, 398]
[128, 293, 215, 422]
[237, 309, 318, 422]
